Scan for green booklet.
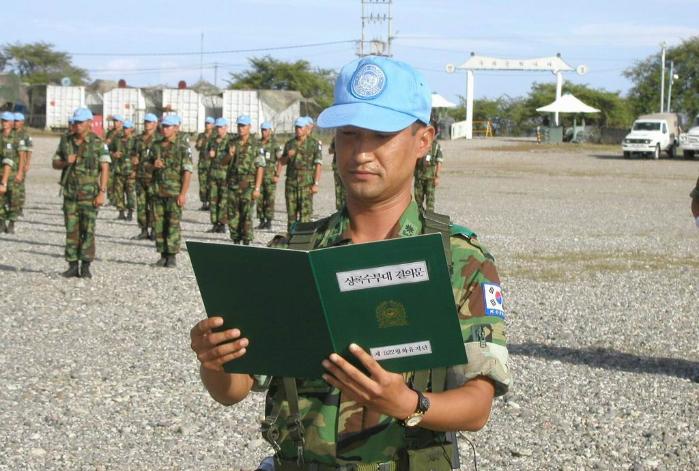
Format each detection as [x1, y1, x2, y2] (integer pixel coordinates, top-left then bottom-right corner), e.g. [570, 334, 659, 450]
[187, 233, 467, 379]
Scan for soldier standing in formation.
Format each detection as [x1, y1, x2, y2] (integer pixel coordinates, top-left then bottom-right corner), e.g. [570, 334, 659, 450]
[13, 112, 32, 217]
[328, 136, 345, 210]
[51, 108, 110, 278]
[190, 56, 510, 471]
[207, 118, 234, 233]
[226, 115, 265, 245]
[275, 116, 322, 233]
[146, 115, 193, 268]
[195, 116, 215, 211]
[256, 121, 281, 229]
[413, 132, 443, 212]
[110, 119, 136, 220]
[131, 113, 160, 240]
[0, 112, 24, 234]
[105, 115, 125, 207]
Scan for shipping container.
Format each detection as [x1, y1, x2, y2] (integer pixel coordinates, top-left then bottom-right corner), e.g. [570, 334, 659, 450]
[26, 85, 86, 129]
[222, 90, 264, 131]
[162, 89, 205, 134]
[103, 87, 146, 133]
[222, 90, 302, 134]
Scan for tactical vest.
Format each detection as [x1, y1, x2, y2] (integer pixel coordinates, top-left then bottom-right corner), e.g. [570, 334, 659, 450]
[135, 133, 158, 182]
[209, 135, 233, 180]
[263, 209, 462, 471]
[285, 138, 318, 184]
[259, 138, 281, 183]
[111, 134, 133, 176]
[63, 134, 105, 201]
[227, 139, 259, 184]
[153, 140, 187, 198]
[0, 133, 18, 178]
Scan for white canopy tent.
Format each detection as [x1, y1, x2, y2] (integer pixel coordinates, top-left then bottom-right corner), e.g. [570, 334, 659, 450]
[536, 93, 600, 114]
[431, 93, 457, 108]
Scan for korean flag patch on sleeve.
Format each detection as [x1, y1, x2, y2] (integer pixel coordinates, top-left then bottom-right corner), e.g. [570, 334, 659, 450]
[482, 283, 505, 319]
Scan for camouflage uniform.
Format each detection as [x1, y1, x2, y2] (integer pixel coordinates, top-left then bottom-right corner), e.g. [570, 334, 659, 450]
[0, 132, 20, 226]
[149, 137, 193, 256]
[282, 136, 322, 232]
[52, 132, 111, 262]
[413, 140, 443, 212]
[133, 131, 160, 233]
[226, 137, 265, 243]
[105, 128, 123, 206]
[14, 127, 32, 215]
[256, 201, 511, 469]
[329, 138, 345, 211]
[195, 130, 214, 204]
[109, 131, 136, 213]
[207, 133, 234, 227]
[691, 177, 699, 199]
[256, 137, 282, 225]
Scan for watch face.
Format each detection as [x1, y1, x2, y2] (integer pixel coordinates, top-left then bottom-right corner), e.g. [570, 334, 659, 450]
[406, 415, 423, 427]
[418, 394, 431, 413]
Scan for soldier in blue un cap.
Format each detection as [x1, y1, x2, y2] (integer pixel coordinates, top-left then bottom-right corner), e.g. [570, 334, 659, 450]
[191, 56, 511, 471]
[196, 116, 217, 211]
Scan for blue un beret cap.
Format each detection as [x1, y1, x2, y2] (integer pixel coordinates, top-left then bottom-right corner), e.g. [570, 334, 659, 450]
[317, 56, 432, 132]
[215, 117, 229, 127]
[161, 115, 179, 126]
[236, 115, 252, 126]
[173, 115, 182, 125]
[260, 121, 273, 130]
[144, 113, 158, 123]
[304, 116, 314, 125]
[205, 116, 215, 125]
[123, 120, 134, 129]
[1, 111, 15, 121]
[111, 114, 125, 122]
[13, 112, 25, 121]
[72, 108, 93, 122]
[294, 117, 308, 128]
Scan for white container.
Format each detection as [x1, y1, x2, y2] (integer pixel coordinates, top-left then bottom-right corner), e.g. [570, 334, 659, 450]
[102, 87, 146, 130]
[45, 85, 86, 129]
[162, 89, 205, 133]
[222, 90, 264, 131]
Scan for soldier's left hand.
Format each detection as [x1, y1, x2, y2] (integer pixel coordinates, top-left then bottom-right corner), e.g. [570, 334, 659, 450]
[322, 343, 417, 420]
[14, 173, 24, 183]
[177, 193, 187, 207]
[0, 183, 6, 195]
[24, 163, 31, 173]
[311, 184, 319, 194]
[434, 176, 440, 187]
[252, 189, 261, 200]
[94, 192, 105, 208]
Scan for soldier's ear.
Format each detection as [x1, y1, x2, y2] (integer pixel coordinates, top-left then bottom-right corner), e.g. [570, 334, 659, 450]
[415, 125, 435, 159]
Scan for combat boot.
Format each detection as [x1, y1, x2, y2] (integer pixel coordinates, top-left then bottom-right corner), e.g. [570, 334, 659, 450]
[199, 203, 208, 211]
[6, 221, 15, 234]
[132, 228, 148, 240]
[264, 220, 272, 229]
[206, 225, 218, 233]
[0, 220, 6, 233]
[80, 261, 92, 279]
[126, 210, 133, 221]
[62, 261, 80, 278]
[217, 224, 227, 233]
[242, 240, 250, 246]
[165, 254, 177, 268]
[257, 219, 266, 229]
[148, 230, 155, 241]
[154, 254, 168, 267]
[117, 210, 126, 220]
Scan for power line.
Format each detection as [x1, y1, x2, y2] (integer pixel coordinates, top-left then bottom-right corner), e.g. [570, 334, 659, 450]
[69, 40, 357, 57]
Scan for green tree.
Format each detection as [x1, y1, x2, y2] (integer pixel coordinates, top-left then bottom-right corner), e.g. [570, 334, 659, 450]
[624, 36, 699, 119]
[0, 41, 89, 85]
[228, 56, 335, 112]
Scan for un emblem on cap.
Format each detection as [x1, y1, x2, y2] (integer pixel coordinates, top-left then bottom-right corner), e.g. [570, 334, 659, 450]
[350, 63, 386, 100]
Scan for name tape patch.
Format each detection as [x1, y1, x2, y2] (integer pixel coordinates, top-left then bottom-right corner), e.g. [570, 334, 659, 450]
[482, 283, 505, 319]
[370, 341, 432, 361]
[336, 261, 429, 292]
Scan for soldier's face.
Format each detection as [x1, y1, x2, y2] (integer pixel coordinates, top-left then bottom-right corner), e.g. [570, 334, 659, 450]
[114, 121, 123, 130]
[294, 126, 304, 138]
[335, 124, 434, 204]
[144, 121, 156, 132]
[237, 124, 250, 138]
[216, 126, 227, 137]
[161, 125, 176, 139]
[75, 120, 91, 136]
[1, 120, 12, 133]
[205, 123, 213, 131]
[261, 129, 271, 140]
[14, 121, 24, 130]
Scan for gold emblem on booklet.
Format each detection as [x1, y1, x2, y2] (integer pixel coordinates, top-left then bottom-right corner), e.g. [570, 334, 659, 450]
[376, 300, 408, 328]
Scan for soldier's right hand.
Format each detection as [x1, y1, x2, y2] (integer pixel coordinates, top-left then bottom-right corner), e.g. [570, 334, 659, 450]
[154, 158, 165, 169]
[190, 317, 249, 372]
[209, 150, 215, 158]
[67, 154, 77, 165]
[287, 149, 296, 158]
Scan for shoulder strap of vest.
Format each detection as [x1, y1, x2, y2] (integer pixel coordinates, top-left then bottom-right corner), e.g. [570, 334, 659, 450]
[287, 211, 342, 250]
[421, 209, 452, 274]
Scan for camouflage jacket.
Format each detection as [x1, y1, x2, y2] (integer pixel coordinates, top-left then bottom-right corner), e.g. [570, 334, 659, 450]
[414, 141, 443, 180]
[282, 136, 322, 185]
[14, 128, 33, 153]
[207, 133, 235, 180]
[258, 137, 282, 182]
[105, 127, 122, 145]
[149, 136, 194, 198]
[690, 177, 699, 199]
[0, 131, 18, 176]
[109, 132, 135, 176]
[195, 130, 215, 162]
[52, 132, 111, 201]
[133, 131, 160, 183]
[255, 201, 511, 466]
[226, 137, 264, 186]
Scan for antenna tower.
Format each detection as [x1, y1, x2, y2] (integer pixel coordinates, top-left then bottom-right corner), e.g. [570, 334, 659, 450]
[358, 0, 393, 57]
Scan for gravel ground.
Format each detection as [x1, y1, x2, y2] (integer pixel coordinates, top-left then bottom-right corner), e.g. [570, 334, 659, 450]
[1, 135, 697, 471]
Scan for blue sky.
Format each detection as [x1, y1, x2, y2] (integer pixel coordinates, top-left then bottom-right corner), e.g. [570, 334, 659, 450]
[4, 0, 699, 104]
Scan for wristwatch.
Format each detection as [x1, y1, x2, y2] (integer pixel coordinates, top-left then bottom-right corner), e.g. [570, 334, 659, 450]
[400, 387, 430, 427]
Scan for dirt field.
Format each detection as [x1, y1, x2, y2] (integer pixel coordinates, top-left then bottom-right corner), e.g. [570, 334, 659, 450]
[1, 134, 697, 470]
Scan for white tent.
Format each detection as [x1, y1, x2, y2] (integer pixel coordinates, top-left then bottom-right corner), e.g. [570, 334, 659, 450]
[432, 93, 456, 108]
[536, 93, 600, 113]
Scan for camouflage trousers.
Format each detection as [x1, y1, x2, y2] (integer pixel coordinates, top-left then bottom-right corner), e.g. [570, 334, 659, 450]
[198, 160, 210, 203]
[208, 177, 228, 225]
[256, 177, 276, 222]
[17, 178, 26, 215]
[63, 198, 98, 262]
[107, 168, 117, 206]
[333, 170, 345, 211]
[153, 196, 182, 255]
[285, 183, 313, 233]
[0, 180, 20, 222]
[227, 179, 255, 242]
[113, 174, 135, 211]
[135, 179, 154, 230]
[414, 178, 436, 212]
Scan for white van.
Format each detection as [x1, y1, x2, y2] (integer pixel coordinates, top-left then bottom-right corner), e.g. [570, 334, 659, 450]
[622, 113, 681, 159]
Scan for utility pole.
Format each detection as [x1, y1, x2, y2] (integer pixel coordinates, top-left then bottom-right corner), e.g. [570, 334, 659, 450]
[200, 32, 204, 81]
[667, 60, 674, 112]
[357, 0, 393, 57]
[660, 42, 666, 113]
[214, 63, 219, 88]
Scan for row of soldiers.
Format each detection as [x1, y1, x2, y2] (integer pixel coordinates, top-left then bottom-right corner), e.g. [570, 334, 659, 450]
[0, 112, 33, 234]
